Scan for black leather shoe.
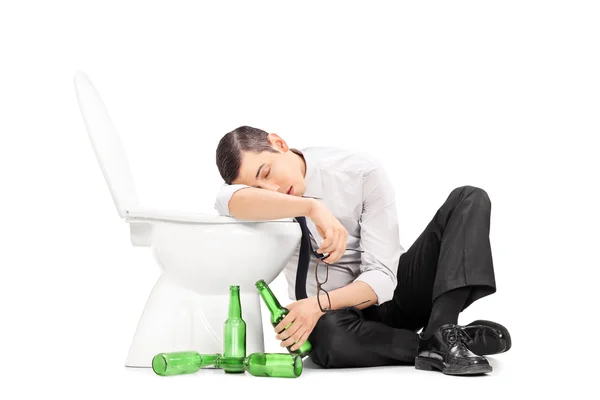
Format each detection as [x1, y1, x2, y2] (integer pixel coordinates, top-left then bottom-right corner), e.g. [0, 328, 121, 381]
[415, 323, 492, 375]
[462, 319, 511, 356]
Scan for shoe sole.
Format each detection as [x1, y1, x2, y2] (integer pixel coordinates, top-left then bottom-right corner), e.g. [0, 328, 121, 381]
[415, 356, 493, 375]
[467, 319, 512, 354]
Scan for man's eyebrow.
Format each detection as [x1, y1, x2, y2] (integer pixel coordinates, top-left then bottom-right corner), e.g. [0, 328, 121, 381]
[255, 163, 266, 179]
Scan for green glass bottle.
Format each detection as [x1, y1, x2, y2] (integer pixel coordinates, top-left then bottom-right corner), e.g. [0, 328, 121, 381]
[255, 279, 312, 358]
[244, 353, 303, 378]
[214, 356, 246, 373]
[151, 351, 221, 376]
[223, 285, 246, 373]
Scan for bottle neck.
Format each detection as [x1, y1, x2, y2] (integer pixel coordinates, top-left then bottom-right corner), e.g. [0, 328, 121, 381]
[228, 287, 242, 318]
[257, 283, 282, 314]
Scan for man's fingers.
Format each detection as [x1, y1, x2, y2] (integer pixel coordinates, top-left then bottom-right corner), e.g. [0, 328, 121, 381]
[319, 225, 343, 253]
[281, 327, 307, 348]
[290, 330, 311, 351]
[327, 226, 335, 241]
[274, 310, 296, 333]
[335, 231, 347, 262]
[275, 317, 301, 340]
[318, 231, 337, 254]
[321, 228, 347, 263]
[323, 250, 341, 264]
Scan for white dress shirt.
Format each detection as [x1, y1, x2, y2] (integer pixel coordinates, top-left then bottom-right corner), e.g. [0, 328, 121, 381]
[213, 146, 405, 305]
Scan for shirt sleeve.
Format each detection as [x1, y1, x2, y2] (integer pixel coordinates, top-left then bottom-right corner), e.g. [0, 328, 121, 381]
[213, 182, 253, 217]
[353, 163, 403, 305]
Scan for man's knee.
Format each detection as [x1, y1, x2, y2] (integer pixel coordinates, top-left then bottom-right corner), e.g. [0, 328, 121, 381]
[452, 185, 491, 208]
[309, 308, 362, 368]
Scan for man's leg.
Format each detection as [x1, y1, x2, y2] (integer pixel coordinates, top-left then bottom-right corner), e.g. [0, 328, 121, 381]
[363, 185, 504, 374]
[308, 185, 503, 370]
[308, 307, 420, 368]
[365, 186, 497, 327]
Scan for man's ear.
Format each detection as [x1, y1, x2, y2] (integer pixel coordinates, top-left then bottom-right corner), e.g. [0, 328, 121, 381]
[268, 133, 289, 152]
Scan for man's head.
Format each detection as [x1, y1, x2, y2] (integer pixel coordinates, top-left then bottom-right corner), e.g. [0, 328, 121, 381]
[216, 126, 307, 196]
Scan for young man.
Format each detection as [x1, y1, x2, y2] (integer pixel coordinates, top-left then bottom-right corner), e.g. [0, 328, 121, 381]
[214, 126, 511, 375]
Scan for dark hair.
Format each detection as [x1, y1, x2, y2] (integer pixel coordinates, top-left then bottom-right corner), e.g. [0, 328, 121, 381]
[216, 125, 301, 184]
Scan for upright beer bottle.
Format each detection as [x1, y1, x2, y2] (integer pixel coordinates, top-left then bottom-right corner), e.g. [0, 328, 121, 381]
[222, 285, 246, 373]
[255, 279, 312, 358]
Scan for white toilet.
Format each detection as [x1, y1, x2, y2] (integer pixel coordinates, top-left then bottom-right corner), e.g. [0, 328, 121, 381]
[73, 71, 301, 368]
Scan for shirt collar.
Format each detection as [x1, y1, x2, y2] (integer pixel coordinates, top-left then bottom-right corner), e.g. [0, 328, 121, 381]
[299, 149, 324, 200]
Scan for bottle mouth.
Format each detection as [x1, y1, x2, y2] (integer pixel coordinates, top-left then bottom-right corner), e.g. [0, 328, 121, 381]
[229, 285, 240, 290]
[152, 354, 168, 375]
[255, 279, 266, 289]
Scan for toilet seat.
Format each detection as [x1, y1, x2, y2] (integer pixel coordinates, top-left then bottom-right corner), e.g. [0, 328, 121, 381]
[125, 207, 294, 224]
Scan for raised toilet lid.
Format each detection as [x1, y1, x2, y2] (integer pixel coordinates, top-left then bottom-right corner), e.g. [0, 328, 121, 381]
[74, 71, 295, 226]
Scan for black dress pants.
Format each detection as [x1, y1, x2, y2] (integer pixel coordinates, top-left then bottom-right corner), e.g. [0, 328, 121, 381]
[308, 185, 497, 368]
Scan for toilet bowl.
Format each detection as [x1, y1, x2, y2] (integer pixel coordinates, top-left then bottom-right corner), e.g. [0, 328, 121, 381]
[74, 71, 301, 367]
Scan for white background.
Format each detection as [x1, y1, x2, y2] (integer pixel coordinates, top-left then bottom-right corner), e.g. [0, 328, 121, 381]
[1, 0, 598, 398]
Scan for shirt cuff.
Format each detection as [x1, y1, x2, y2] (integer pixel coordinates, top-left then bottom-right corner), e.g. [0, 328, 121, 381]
[354, 270, 396, 306]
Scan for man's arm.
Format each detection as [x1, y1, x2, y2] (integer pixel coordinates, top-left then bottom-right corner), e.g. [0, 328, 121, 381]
[324, 162, 402, 309]
[274, 161, 401, 350]
[214, 183, 349, 265]
[214, 183, 315, 220]
[318, 281, 377, 311]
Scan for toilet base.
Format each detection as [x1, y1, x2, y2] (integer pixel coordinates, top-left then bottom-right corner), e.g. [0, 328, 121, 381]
[124, 274, 265, 368]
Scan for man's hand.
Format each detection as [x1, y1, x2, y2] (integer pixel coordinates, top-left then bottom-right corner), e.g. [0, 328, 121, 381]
[274, 297, 325, 351]
[308, 200, 348, 264]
